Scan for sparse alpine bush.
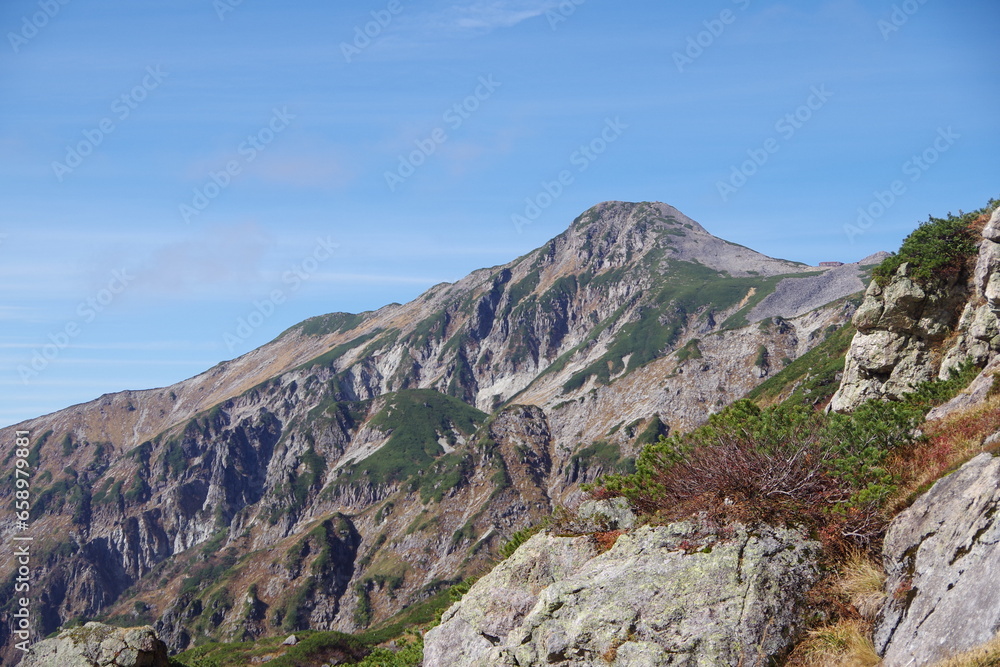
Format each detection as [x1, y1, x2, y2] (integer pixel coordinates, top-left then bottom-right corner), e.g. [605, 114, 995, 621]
[595, 383, 934, 548]
[872, 200, 997, 288]
[602, 401, 838, 533]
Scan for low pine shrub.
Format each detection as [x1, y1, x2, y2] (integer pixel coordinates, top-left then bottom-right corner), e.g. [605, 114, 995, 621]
[872, 207, 987, 287]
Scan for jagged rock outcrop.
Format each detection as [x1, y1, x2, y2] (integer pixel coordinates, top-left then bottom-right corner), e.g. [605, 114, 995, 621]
[875, 453, 1000, 666]
[831, 206, 1000, 412]
[19, 623, 168, 667]
[829, 263, 970, 411]
[425, 523, 822, 666]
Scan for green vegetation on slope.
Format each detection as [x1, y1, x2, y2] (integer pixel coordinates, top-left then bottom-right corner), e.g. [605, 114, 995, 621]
[336, 389, 487, 488]
[562, 260, 823, 393]
[570, 440, 636, 476]
[291, 312, 367, 337]
[873, 199, 997, 287]
[747, 321, 857, 407]
[297, 330, 383, 371]
[171, 630, 370, 667]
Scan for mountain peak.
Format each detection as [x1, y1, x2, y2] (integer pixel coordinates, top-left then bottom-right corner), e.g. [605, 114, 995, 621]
[557, 200, 806, 279]
[570, 200, 708, 235]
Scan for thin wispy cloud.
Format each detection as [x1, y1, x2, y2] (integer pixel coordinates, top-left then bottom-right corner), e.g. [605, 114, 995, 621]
[0, 306, 45, 323]
[257, 271, 445, 286]
[250, 153, 355, 189]
[418, 1, 559, 33]
[133, 223, 273, 297]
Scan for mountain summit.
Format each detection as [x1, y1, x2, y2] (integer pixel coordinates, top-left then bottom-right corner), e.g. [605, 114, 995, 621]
[0, 201, 877, 657]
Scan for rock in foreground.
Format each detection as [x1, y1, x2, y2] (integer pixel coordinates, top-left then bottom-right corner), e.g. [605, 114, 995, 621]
[19, 622, 169, 667]
[876, 453, 1000, 667]
[425, 522, 821, 666]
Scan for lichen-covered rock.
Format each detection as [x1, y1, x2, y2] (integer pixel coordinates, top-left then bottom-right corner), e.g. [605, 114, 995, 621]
[424, 532, 599, 666]
[875, 453, 1000, 667]
[19, 622, 169, 667]
[425, 523, 821, 666]
[576, 497, 636, 531]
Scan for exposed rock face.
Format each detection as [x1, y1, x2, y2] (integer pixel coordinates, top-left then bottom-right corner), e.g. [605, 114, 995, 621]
[19, 623, 168, 667]
[0, 201, 869, 658]
[829, 263, 969, 411]
[875, 453, 1000, 666]
[831, 206, 1000, 413]
[425, 523, 822, 666]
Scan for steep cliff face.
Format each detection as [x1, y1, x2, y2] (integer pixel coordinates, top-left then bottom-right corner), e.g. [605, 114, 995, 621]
[831, 206, 1000, 412]
[0, 201, 871, 658]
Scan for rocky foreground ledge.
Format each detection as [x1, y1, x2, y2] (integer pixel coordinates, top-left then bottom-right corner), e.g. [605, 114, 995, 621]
[425, 520, 822, 666]
[19, 622, 169, 667]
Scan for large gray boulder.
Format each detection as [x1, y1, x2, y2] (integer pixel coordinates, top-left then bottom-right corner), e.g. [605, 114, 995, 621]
[19, 622, 169, 667]
[875, 453, 1000, 666]
[425, 522, 821, 666]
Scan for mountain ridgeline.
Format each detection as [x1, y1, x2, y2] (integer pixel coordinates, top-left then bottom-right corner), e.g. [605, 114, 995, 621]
[0, 201, 877, 659]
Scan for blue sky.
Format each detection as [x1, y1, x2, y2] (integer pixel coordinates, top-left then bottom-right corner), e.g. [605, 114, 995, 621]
[1, 0, 997, 427]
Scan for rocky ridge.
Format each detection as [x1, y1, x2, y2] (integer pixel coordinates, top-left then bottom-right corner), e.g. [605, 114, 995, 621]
[0, 201, 873, 659]
[19, 622, 168, 667]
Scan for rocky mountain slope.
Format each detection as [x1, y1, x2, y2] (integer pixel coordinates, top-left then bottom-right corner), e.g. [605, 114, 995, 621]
[0, 201, 876, 661]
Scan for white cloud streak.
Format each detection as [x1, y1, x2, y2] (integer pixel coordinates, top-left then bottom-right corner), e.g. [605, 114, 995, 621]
[417, 1, 560, 33]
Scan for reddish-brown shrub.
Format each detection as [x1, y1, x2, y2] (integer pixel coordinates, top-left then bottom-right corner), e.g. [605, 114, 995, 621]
[593, 530, 622, 553]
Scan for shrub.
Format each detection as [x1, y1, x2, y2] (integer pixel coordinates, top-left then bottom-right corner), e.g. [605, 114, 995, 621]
[356, 635, 423, 666]
[872, 207, 987, 287]
[821, 399, 923, 507]
[600, 402, 840, 529]
[597, 397, 925, 548]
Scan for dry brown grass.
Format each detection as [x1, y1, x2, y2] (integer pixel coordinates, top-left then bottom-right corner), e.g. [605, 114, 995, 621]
[784, 619, 881, 667]
[784, 546, 887, 666]
[887, 393, 1000, 516]
[836, 550, 887, 622]
[929, 633, 1000, 666]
